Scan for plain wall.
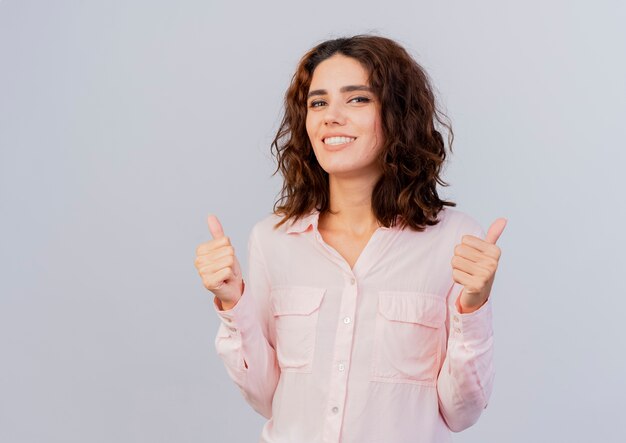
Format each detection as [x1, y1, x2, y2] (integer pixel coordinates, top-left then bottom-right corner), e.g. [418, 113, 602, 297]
[1, 0, 625, 442]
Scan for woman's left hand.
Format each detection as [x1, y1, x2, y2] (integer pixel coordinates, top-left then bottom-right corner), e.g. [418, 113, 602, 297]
[452, 218, 508, 313]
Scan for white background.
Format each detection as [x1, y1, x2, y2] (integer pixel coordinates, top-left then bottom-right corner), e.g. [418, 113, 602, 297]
[1, 1, 625, 442]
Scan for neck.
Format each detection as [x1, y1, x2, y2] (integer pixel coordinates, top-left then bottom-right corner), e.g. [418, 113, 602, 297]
[319, 171, 382, 236]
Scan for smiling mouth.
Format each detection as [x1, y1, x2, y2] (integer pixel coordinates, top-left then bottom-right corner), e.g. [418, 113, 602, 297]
[323, 136, 357, 147]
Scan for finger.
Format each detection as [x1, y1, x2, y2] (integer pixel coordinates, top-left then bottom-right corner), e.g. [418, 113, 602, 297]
[451, 255, 493, 276]
[454, 243, 483, 262]
[196, 241, 234, 258]
[457, 240, 501, 262]
[461, 235, 491, 253]
[204, 267, 233, 290]
[208, 214, 225, 240]
[485, 217, 507, 245]
[197, 254, 236, 275]
[460, 235, 502, 261]
[451, 267, 474, 288]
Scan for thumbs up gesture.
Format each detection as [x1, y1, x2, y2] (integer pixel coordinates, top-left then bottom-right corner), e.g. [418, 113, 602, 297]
[194, 214, 244, 310]
[451, 218, 507, 313]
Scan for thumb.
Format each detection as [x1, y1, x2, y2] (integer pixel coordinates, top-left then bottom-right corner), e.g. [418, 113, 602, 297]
[485, 217, 508, 244]
[207, 214, 225, 239]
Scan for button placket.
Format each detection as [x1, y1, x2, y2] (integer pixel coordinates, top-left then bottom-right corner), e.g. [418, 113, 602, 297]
[322, 274, 357, 441]
[342, 275, 355, 326]
[452, 314, 461, 334]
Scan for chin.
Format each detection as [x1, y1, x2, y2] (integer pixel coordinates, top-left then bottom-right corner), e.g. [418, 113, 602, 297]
[321, 165, 365, 177]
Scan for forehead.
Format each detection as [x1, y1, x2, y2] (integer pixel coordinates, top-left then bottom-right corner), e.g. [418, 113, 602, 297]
[309, 54, 369, 88]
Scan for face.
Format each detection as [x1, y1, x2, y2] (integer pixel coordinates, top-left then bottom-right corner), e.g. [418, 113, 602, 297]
[305, 54, 384, 179]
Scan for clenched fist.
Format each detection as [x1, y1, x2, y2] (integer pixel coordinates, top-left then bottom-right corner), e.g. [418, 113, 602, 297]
[194, 214, 244, 311]
[452, 218, 507, 313]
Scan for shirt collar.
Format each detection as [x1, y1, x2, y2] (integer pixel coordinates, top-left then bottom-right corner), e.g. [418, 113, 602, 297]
[285, 209, 399, 234]
[285, 209, 320, 234]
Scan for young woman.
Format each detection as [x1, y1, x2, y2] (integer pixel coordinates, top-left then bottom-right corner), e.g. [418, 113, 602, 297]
[195, 34, 507, 443]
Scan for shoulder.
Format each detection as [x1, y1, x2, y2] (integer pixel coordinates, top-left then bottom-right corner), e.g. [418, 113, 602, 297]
[438, 207, 486, 240]
[249, 212, 290, 241]
[252, 212, 286, 231]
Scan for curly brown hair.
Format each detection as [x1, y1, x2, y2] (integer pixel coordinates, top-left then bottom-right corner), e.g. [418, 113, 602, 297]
[270, 34, 457, 232]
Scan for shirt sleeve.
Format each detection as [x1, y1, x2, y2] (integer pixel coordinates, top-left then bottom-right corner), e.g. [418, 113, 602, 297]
[437, 221, 495, 432]
[213, 224, 279, 419]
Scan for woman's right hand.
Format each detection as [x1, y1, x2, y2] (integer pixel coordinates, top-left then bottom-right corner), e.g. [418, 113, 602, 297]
[194, 214, 243, 310]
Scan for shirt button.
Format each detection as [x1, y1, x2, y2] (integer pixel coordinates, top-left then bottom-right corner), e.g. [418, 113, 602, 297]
[332, 406, 339, 414]
[350, 277, 356, 285]
[343, 316, 351, 324]
[454, 327, 461, 333]
[453, 316, 459, 323]
[338, 363, 345, 371]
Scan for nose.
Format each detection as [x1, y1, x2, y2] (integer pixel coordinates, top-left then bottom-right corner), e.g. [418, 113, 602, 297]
[323, 100, 346, 126]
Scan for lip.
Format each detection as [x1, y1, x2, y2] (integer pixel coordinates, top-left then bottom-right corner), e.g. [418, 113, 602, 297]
[322, 133, 356, 140]
[321, 135, 357, 152]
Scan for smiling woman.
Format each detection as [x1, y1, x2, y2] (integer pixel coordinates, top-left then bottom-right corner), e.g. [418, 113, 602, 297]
[305, 55, 384, 181]
[201, 33, 506, 443]
[270, 34, 458, 233]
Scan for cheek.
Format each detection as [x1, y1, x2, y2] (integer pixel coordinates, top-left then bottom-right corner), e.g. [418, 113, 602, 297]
[361, 109, 383, 140]
[367, 117, 384, 150]
[305, 116, 317, 140]
[374, 115, 385, 146]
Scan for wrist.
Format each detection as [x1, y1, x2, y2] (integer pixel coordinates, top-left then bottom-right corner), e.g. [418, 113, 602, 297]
[221, 300, 237, 310]
[456, 291, 487, 314]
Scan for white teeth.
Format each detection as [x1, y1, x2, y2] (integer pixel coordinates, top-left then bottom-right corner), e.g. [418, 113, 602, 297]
[324, 136, 356, 145]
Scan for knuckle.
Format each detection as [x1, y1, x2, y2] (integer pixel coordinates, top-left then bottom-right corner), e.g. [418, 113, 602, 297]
[197, 243, 210, 256]
[197, 257, 210, 268]
[213, 237, 226, 248]
[494, 247, 502, 260]
[205, 278, 219, 290]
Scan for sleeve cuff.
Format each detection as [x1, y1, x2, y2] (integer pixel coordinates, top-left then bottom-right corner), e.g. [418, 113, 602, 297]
[213, 288, 249, 330]
[450, 296, 493, 343]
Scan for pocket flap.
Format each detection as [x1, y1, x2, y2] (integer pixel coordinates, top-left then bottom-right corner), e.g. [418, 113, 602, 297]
[271, 286, 326, 316]
[378, 291, 445, 328]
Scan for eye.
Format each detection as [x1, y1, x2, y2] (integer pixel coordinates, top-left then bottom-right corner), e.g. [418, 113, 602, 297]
[308, 96, 371, 108]
[350, 96, 370, 103]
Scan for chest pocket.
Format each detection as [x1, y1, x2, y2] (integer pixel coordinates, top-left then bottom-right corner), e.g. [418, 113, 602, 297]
[371, 291, 446, 385]
[270, 286, 326, 373]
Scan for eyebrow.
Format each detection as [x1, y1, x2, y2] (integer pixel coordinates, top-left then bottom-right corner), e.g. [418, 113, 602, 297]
[307, 85, 373, 99]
